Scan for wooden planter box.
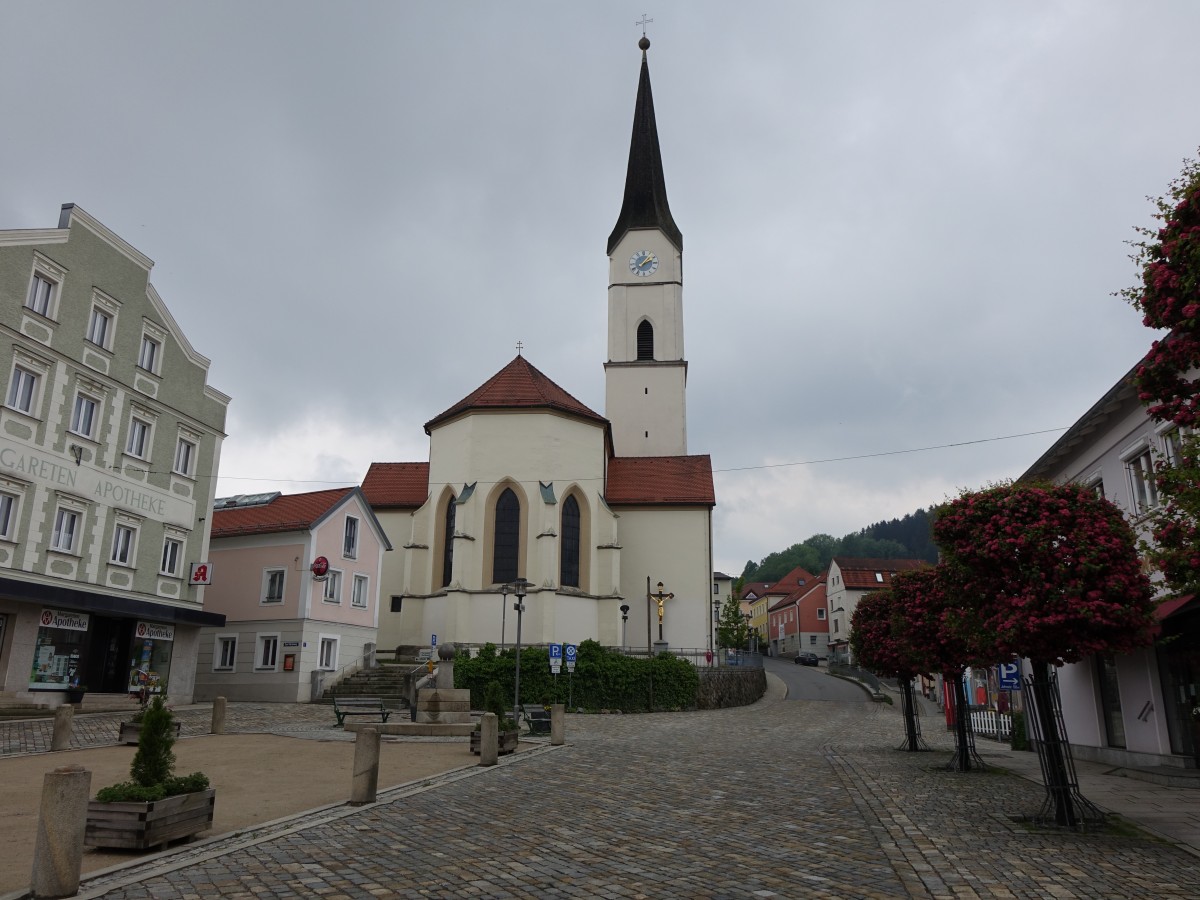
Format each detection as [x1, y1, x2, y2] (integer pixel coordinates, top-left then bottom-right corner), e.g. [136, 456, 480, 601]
[469, 729, 519, 756]
[85, 788, 216, 850]
[119, 720, 182, 745]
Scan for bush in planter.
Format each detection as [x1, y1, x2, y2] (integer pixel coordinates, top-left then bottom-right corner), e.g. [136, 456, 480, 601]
[96, 696, 209, 802]
[482, 679, 518, 732]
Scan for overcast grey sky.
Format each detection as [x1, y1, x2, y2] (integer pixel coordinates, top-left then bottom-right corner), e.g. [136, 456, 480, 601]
[3, 2, 1196, 576]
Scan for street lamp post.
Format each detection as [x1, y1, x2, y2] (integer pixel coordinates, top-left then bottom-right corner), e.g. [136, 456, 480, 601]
[511, 578, 531, 726]
[650, 581, 673, 644]
[500, 582, 510, 647]
[620, 604, 630, 650]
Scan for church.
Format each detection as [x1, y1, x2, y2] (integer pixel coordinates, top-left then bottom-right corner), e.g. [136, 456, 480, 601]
[363, 37, 716, 655]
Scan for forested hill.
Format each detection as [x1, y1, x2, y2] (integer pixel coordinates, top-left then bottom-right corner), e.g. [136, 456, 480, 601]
[740, 508, 938, 583]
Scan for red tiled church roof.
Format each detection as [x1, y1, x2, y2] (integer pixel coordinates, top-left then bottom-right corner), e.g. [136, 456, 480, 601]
[362, 462, 430, 509]
[424, 356, 607, 434]
[211, 488, 354, 538]
[606, 455, 715, 506]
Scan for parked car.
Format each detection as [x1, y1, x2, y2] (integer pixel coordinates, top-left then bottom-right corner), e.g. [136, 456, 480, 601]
[794, 651, 820, 666]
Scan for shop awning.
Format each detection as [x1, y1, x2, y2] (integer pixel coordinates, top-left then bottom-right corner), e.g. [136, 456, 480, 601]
[0, 576, 226, 627]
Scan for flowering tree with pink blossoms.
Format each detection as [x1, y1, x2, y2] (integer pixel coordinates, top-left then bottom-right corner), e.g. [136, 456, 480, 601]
[851, 589, 925, 752]
[934, 481, 1154, 824]
[1121, 152, 1200, 598]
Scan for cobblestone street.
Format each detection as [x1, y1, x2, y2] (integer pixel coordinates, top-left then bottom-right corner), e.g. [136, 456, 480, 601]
[50, 695, 1200, 899]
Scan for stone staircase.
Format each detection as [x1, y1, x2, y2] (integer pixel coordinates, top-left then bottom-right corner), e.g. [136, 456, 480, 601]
[317, 663, 413, 711]
[0, 693, 54, 720]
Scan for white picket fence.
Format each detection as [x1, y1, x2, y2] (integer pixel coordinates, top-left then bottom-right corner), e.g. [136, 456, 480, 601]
[969, 708, 1013, 741]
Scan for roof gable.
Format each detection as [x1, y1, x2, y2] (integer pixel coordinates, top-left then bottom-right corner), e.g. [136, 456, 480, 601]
[831, 557, 927, 590]
[424, 356, 606, 434]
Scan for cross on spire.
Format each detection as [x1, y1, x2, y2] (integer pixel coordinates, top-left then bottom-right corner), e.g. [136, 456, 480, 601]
[636, 14, 653, 37]
[516, 340, 524, 356]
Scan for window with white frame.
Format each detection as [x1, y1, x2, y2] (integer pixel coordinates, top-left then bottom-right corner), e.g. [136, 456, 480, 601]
[318, 636, 338, 670]
[343, 516, 359, 558]
[6, 366, 40, 415]
[138, 334, 161, 374]
[351, 574, 368, 608]
[70, 393, 99, 439]
[255, 634, 280, 671]
[0, 492, 17, 541]
[173, 437, 196, 477]
[110, 523, 137, 566]
[323, 570, 342, 603]
[262, 568, 285, 603]
[817, 608, 826, 620]
[26, 273, 56, 317]
[86, 307, 113, 349]
[213, 634, 238, 672]
[125, 416, 152, 459]
[161, 536, 183, 576]
[1163, 426, 1193, 467]
[1126, 445, 1159, 514]
[51, 507, 80, 553]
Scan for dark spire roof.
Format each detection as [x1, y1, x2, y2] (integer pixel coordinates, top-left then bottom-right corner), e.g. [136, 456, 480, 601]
[607, 38, 682, 255]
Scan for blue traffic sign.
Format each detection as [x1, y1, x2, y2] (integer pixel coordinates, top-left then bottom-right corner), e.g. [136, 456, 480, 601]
[997, 661, 1020, 690]
[564, 644, 577, 661]
[431, 634, 437, 647]
[549, 643, 563, 659]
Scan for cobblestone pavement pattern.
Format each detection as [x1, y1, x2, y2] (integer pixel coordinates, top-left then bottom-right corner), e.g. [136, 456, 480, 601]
[40, 695, 1198, 900]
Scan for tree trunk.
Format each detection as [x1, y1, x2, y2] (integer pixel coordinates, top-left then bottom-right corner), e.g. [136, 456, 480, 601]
[948, 671, 972, 772]
[900, 675, 921, 751]
[1028, 659, 1078, 827]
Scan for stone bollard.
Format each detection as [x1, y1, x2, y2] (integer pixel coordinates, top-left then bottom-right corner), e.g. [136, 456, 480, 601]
[30, 765, 91, 899]
[479, 712, 499, 767]
[349, 727, 381, 805]
[551, 703, 565, 746]
[211, 696, 227, 734]
[50, 705, 74, 752]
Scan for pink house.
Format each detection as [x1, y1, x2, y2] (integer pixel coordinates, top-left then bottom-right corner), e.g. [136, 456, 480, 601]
[193, 488, 391, 703]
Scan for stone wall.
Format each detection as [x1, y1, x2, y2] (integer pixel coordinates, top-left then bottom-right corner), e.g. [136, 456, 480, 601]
[696, 668, 766, 709]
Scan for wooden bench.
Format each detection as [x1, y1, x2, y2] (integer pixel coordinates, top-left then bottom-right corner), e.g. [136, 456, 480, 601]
[521, 705, 552, 735]
[333, 696, 391, 727]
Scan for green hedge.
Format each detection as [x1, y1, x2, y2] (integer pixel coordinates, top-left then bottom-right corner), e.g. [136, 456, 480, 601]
[454, 639, 699, 712]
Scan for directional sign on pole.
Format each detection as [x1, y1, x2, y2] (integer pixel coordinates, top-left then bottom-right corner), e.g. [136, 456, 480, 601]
[564, 643, 577, 672]
[431, 634, 437, 647]
[997, 661, 1020, 690]
[549, 642, 563, 673]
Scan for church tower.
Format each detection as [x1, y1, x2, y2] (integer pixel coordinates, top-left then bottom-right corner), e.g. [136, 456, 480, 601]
[605, 36, 687, 458]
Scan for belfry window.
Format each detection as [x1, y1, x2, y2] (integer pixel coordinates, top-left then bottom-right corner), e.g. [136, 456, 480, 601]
[441, 495, 456, 588]
[561, 495, 580, 588]
[493, 488, 520, 584]
[636, 320, 654, 360]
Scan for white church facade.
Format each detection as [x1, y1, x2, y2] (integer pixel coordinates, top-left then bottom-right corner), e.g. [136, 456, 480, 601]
[365, 38, 716, 655]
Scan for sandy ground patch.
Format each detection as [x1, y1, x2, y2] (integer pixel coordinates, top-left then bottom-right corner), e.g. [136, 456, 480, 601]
[0, 733, 475, 895]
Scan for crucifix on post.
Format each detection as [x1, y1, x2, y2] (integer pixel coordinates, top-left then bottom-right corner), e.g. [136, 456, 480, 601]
[650, 581, 673, 643]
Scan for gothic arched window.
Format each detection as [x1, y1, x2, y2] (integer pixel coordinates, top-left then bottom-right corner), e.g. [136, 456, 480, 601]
[561, 494, 580, 588]
[637, 320, 654, 360]
[441, 494, 456, 588]
[493, 488, 520, 584]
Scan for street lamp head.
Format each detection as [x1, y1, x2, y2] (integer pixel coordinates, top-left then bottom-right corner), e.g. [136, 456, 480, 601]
[512, 578, 531, 600]
[620, 604, 629, 617]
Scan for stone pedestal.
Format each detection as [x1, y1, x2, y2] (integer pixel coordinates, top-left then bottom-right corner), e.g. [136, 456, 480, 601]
[415, 688, 472, 724]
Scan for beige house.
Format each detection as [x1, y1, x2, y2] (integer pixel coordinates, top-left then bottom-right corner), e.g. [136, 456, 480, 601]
[826, 557, 927, 664]
[364, 40, 716, 656]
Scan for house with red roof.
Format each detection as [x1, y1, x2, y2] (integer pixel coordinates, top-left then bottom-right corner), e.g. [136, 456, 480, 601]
[826, 557, 928, 664]
[361, 40, 717, 656]
[192, 487, 391, 702]
[767, 570, 829, 659]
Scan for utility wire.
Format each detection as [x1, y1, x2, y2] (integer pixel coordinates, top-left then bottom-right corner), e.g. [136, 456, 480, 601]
[207, 426, 1068, 487]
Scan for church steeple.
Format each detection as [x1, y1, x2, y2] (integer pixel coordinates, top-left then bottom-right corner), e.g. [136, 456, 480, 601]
[606, 37, 682, 255]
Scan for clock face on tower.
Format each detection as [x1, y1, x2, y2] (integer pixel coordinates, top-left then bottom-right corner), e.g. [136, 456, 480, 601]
[628, 250, 660, 277]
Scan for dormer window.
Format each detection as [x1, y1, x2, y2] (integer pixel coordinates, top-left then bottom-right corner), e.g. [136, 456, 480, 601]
[875, 572, 884, 582]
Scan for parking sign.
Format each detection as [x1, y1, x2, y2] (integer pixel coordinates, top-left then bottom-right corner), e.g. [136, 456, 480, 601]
[564, 643, 577, 672]
[997, 661, 1020, 690]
